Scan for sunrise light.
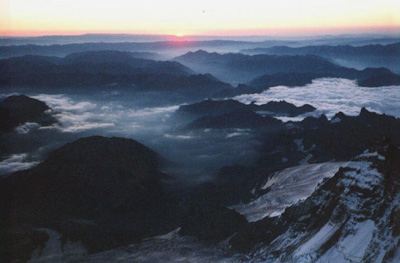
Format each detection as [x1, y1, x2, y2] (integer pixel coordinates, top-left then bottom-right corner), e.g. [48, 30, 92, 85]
[1, 0, 399, 36]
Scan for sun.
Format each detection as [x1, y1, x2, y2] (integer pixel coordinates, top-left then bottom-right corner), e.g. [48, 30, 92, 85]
[176, 33, 184, 37]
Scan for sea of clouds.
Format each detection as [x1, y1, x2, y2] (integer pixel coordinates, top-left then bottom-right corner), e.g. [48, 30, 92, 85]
[234, 78, 400, 121]
[2, 78, 399, 177]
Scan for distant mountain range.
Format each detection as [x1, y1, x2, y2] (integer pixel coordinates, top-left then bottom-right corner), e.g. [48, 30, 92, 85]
[2, 50, 398, 100]
[241, 42, 400, 74]
[0, 51, 234, 100]
[174, 50, 400, 86]
[1, 50, 193, 77]
[1, 34, 399, 55]
[241, 42, 400, 57]
[1, 49, 399, 107]
[0, 40, 277, 58]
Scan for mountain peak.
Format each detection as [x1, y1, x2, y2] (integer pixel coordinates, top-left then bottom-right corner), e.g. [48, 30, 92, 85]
[230, 140, 400, 262]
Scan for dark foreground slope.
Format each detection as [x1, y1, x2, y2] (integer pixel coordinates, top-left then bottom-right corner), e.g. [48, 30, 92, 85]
[1, 136, 183, 261]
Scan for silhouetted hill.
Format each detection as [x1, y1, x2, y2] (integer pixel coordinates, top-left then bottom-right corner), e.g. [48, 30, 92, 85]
[185, 109, 282, 129]
[2, 136, 183, 260]
[358, 73, 400, 87]
[177, 99, 315, 119]
[174, 50, 400, 85]
[249, 72, 319, 88]
[256, 101, 316, 116]
[0, 95, 56, 131]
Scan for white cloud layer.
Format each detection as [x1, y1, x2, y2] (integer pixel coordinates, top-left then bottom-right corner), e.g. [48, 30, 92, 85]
[234, 78, 400, 120]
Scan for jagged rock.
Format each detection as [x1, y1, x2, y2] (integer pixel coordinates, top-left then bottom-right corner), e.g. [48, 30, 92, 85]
[229, 139, 400, 263]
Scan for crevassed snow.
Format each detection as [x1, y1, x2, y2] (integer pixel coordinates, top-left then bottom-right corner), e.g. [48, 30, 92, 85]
[232, 162, 345, 222]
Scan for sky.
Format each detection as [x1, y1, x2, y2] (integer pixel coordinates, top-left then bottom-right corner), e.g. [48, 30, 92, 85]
[1, 0, 399, 37]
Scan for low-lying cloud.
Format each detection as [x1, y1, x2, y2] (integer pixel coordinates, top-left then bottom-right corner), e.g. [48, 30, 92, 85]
[234, 78, 400, 119]
[0, 153, 39, 176]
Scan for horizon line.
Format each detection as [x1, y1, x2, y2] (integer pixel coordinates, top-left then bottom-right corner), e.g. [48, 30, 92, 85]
[1, 26, 399, 38]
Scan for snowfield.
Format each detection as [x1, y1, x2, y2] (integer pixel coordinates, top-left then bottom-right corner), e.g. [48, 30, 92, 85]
[231, 162, 345, 222]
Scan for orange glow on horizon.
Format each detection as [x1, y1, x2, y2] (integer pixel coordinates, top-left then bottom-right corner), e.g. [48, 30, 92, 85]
[1, 0, 399, 38]
[0, 25, 399, 38]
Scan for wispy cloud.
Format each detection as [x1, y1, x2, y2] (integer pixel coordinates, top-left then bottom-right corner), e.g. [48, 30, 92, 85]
[31, 94, 115, 133]
[15, 122, 40, 134]
[0, 153, 39, 176]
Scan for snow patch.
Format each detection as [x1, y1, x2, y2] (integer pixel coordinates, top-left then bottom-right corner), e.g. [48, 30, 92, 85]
[338, 220, 376, 261]
[330, 117, 341, 124]
[296, 221, 341, 256]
